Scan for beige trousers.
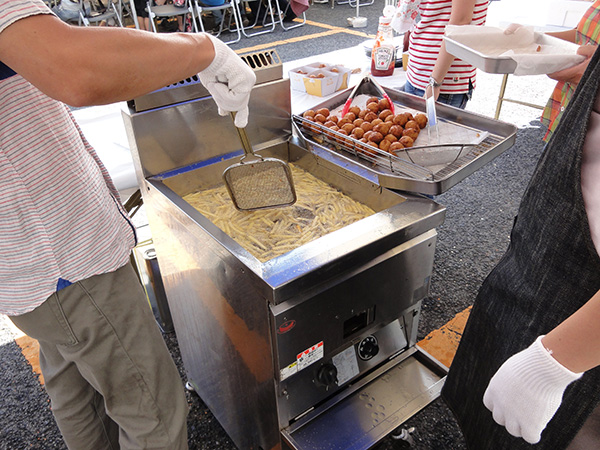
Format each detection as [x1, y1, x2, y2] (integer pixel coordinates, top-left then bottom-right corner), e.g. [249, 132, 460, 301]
[10, 263, 188, 450]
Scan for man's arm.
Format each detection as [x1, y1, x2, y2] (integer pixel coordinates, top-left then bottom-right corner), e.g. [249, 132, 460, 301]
[546, 28, 577, 44]
[0, 14, 216, 106]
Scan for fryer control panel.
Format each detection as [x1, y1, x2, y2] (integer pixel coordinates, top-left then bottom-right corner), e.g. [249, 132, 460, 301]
[276, 316, 413, 426]
[271, 229, 437, 426]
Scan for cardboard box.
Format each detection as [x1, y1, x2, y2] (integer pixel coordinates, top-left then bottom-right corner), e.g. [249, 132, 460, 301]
[288, 63, 352, 97]
[329, 65, 352, 91]
[302, 70, 338, 97]
[289, 66, 318, 91]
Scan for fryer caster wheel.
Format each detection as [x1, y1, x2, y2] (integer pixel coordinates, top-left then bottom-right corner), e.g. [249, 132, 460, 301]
[391, 426, 415, 447]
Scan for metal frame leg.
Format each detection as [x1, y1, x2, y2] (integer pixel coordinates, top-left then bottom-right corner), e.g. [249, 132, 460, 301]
[494, 73, 545, 120]
[240, 0, 276, 37]
[269, 0, 305, 31]
[193, 0, 242, 44]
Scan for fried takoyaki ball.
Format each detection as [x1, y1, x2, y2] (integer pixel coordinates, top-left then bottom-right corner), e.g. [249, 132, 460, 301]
[393, 113, 409, 127]
[343, 112, 357, 122]
[368, 131, 384, 144]
[405, 120, 419, 131]
[307, 118, 323, 132]
[338, 118, 352, 127]
[414, 113, 428, 129]
[363, 130, 374, 141]
[366, 102, 380, 113]
[361, 122, 374, 132]
[334, 128, 348, 144]
[378, 98, 391, 111]
[399, 136, 414, 147]
[326, 115, 339, 124]
[405, 112, 414, 122]
[303, 109, 316, 119]
[389, 124, 404, 138]
[379, 109, 393, 121]
[389, 141, 405, 152]
[314, 113, 327, 123]
[353, 118, 365, 128]
[324, 120, 337, 128]
[384, 134, 398, 143]
[379, 138, 391, 152]
[367, 96, 380, 105]
[316, 108, 330, 117]
[341, 123, 355, 134]
[349, 106, 361, 116]
[384, 114, 395, 123]
[324, 125, 339, 138]
[363, 141, 379, 155]
[351, 127, 365, 139]
[358, 109, 369, 119]
[371, 118, 383, 127]
[337, 131, 352, 146]
[374, 122, 391, 136]
[403, 127, 420, 140]
[364, 112, 378, 123]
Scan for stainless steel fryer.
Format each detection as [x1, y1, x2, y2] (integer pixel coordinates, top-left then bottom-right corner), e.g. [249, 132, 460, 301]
[122, 50, 516, 450]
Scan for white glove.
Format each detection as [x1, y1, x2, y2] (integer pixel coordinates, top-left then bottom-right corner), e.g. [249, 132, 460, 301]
[483, 336, 583, 444]
[198, 34, 256, 128]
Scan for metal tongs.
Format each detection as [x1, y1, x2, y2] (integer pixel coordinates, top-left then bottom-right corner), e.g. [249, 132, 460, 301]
[341, 76, 396, 117]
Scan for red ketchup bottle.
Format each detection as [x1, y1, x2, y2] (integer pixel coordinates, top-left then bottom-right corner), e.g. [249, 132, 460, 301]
[371, 16, 396, 77]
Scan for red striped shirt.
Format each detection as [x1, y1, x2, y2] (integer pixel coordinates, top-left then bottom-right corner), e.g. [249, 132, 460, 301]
[0, 0, 136, 315]
[406, 0, 488, 93]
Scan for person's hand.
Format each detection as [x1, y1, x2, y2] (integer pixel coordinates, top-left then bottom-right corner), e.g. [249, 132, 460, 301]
[483, 336, 583, 444]
[547, 44, 597, 85]
[503, 23, 524, 35]
[198, 34, 256, 128]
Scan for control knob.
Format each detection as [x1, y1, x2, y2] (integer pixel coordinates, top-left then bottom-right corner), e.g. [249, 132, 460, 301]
[358, 335, 379, 361]
[316, 363, 338, 387]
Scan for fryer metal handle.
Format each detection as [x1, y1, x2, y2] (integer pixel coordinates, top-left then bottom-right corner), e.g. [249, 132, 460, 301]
[230, 112, 258, 160]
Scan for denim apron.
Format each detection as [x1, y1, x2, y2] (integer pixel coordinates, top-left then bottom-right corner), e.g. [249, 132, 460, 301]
[442, 48, 600, 449]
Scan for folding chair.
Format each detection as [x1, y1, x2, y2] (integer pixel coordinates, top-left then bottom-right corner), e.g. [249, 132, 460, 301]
[146, 0, 195, 32]
[118, 0, 140, 28]
[79, 0, 124, 26]
[239, 0, 276, 37]
[193, 0, 242, 44]
[268, 0, 305, 31]
[334, 0, 374, 8]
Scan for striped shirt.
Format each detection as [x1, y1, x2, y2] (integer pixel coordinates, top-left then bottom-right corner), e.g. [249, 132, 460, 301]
[406, 0, 488, 94]
[0, 0, 136, 316]
[541, 0, 600, 141]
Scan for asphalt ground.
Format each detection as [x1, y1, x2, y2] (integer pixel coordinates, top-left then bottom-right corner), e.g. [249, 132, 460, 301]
[0, 3, 559, 449]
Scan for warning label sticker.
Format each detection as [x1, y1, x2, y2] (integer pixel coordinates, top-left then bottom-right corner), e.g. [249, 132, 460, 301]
[280, 361, 298, 381]
[297, 341, 324, 371]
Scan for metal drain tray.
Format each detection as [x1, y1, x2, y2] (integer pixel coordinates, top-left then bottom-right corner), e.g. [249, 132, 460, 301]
[293, 81, 517, 195]
[282, 346, 447, 450]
